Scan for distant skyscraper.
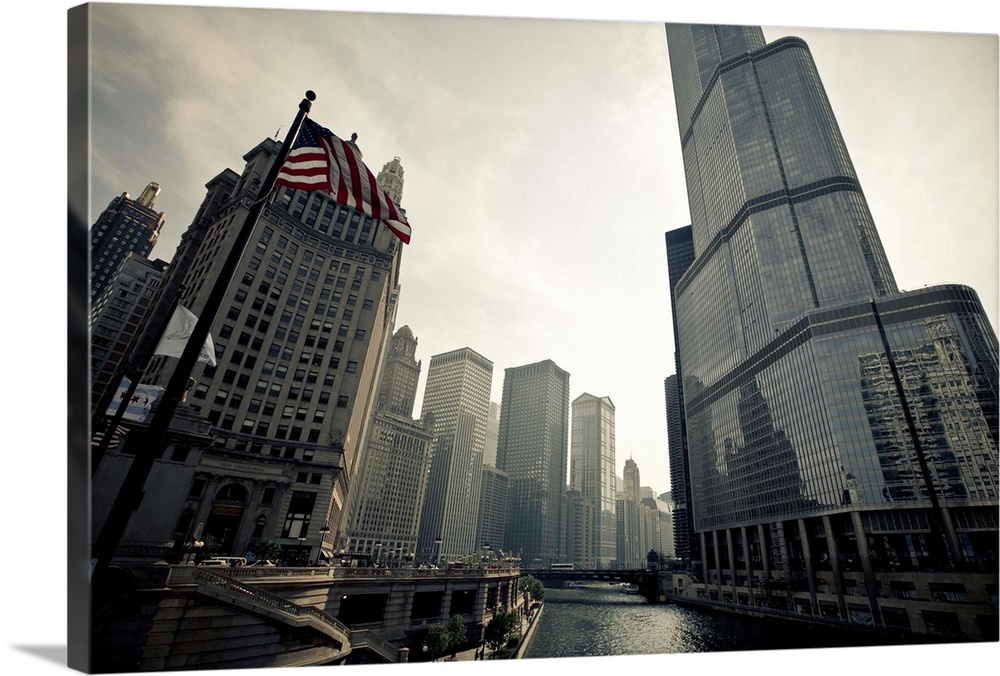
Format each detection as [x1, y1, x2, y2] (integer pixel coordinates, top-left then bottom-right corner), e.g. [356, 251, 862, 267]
[340, 325, 434, 563]
[376, 157, 405, 207]
[664, 225, 697, 566]
[484, 401, 500, 467]
[90, 182, 165, 302]
[416, 348, 493, 562]
[89, 254, 169, 408]
[496, 360, 570, 568]
[376, 325, 422, 417]
[570, 393, 617, 568]
[475, 464, 510, 555]
[665, 23, 998, 632]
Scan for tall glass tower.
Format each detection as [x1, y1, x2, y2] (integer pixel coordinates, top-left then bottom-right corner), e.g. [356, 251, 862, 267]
[497, 359, 570, 568]
[416, 347, 493, 562]
[570, 393, 616, 568]
[665, 23, 998, 636]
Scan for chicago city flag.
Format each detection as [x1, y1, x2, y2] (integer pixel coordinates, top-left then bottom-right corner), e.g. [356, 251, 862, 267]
[105, 378, 165, 422]
[275, 117, 411, 244]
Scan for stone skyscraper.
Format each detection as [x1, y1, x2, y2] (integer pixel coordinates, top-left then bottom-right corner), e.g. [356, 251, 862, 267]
[113, 132, 407, 566]
[665, 23, 998, 636]
[570, 393, 617, 568]
[90, 182, 165, 302]
[340, 325, 435, 564]
[416, 348, 493, 563]
[496, 359, 570, 568]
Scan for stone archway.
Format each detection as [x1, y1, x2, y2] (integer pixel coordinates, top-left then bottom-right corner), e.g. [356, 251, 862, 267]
[204, 482, 249, 554]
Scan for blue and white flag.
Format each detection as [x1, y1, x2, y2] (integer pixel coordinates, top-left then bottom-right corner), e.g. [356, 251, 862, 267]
[106, 378, 164, 422]
[154, 304, 217, 367]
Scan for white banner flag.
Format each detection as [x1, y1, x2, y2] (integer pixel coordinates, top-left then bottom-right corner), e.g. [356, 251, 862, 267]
[105, 378, 165, 422]
[154, 305, 217, 366]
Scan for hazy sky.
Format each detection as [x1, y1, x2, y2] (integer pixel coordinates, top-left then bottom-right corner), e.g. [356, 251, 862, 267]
[82, 2, 998, 496]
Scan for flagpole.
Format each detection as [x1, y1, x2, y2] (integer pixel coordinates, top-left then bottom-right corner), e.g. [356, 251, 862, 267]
[91, 290, 185, 476]
[91, 91, 316, 582]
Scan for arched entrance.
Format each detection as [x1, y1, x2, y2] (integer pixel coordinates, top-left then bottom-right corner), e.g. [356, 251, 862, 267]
[204, 482, 248, 554]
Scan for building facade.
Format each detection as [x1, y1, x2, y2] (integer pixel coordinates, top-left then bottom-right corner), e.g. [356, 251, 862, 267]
[475, 464, 511, 555]
[340, 326, 435, 564]
[665, 23, 999, 638]
[496, 359, 571, 568]
[664, 224, 698, 567]
[569, 393, 617, 568]
[90, 182, 165, 303]
[90, 253, 169, 406]
[118, 132, 407, 567]
[415, 348, 494, 563]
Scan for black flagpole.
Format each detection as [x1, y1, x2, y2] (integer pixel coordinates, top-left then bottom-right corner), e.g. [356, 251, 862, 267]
[91, 91, 316, 582]
[91, 289, 185, 477]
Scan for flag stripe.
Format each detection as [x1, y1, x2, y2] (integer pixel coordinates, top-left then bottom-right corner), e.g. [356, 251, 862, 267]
[274, 117, 410, 244]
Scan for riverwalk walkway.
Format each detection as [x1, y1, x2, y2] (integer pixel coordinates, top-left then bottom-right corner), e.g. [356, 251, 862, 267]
[441, 604, 543, 662]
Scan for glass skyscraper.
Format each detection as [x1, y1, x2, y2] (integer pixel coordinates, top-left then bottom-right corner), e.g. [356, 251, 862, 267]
[665, 23, 998, 637]
[570, 393, 617, 568]
[497, 359, 571, 568]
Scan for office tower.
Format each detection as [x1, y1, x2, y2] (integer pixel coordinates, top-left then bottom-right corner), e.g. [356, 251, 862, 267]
[615, 458, 645, 568]
[376, 325, 421, 417]
[90, 182, 165, 302]
[475, 464, 510, 554]
[570, 393, 617, 568]
[90, 254, 169, 407]
[484, 401, 500, 466]
[340, 325, 435, 563]
[563, 488, 596, 567]
[496, 360, 570, 568]
[416, 348, 493, 562]
[665, 23, 998, 635]
[119, 133, 406, 566]
[664, 225, 697, 566]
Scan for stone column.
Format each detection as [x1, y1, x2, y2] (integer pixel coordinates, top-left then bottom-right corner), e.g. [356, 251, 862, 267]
[725, 529, 738, 601]
[850, 510, 882, 625]
[757, 523, 771, 606]
[822, 515, 848, 619]
[741, 526, 753, 605]
[700, 532, 709, 585]
[798, 518, 818, 615]
[712, 530, 722, 597]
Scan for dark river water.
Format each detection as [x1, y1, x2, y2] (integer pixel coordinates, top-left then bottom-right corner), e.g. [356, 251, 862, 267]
[519, 581, 931, 660]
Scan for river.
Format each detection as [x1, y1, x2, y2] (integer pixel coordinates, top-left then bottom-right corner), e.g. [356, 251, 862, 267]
[519, 580, 940, 661]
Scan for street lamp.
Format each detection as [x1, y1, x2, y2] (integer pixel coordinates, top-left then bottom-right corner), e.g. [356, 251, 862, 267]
[375, 541, 383, 566]
[434, 535, 443, 568]
[298, 536, 307, 566]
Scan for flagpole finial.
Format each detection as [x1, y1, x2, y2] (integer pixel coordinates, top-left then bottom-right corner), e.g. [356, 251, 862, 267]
[301, 91, 316, 114]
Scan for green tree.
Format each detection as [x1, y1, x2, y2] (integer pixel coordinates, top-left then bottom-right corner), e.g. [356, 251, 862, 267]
[423, 623, 451, 661]
[249, 538, 281, 562]
[446, 614, 468, 656]
[483, 608, 518, 654]
[196, 534, 222, 562]
[519, 574, 545, 601]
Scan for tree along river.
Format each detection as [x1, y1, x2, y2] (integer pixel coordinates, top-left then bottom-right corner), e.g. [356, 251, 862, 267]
[519, 580, 934, 660]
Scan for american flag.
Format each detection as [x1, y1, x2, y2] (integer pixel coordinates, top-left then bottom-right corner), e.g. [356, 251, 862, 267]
[92, 423, 128, 450]
[275, 117, 411, 244]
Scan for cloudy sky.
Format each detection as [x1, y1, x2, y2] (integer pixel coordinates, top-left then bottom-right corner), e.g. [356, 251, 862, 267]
[2, 1, 995, 675]
[82, 1, 997, 496]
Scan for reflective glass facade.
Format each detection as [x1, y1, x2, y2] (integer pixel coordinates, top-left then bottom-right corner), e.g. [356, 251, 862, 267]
[666, 26, 998, 636]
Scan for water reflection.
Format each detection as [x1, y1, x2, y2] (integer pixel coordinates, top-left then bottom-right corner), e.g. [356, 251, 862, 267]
[521, 582, 923, 660]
